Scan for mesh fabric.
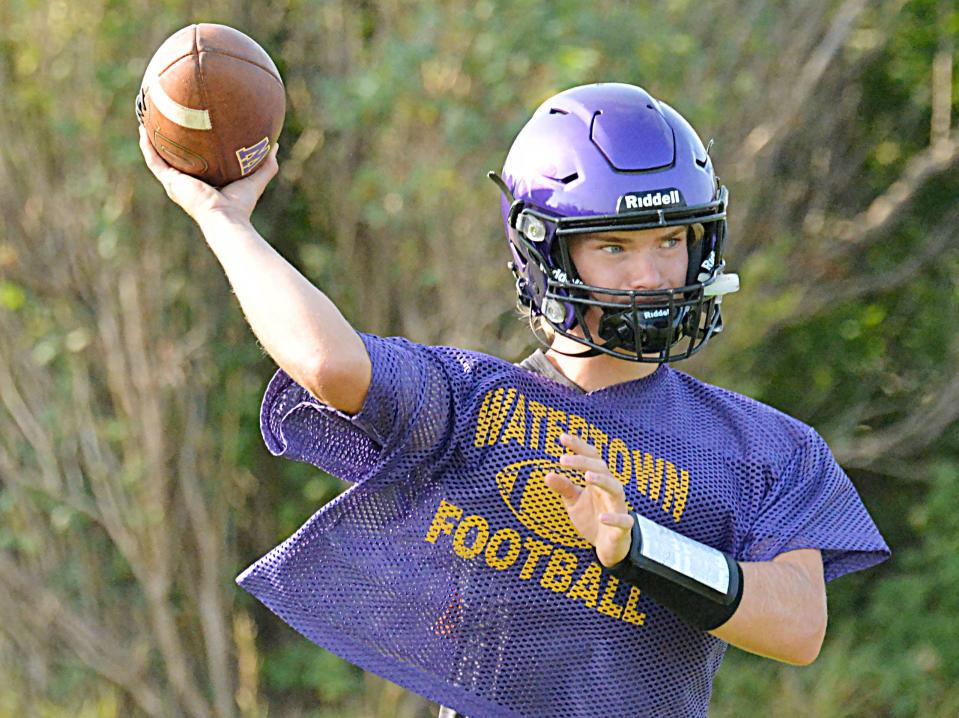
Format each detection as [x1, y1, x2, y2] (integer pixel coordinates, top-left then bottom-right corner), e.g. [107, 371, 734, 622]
[238, 334, 889, 718]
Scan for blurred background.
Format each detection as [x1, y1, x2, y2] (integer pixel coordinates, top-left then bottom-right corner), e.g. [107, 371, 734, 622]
[1, 0, 957, 715]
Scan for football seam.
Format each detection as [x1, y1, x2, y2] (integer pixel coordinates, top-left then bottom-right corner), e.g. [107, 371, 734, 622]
[156, 50, 286, 92]
[195, 49, 284, 87]
[193, 25, 225, 183]
[154, 51, 194, 80]
[149, 29, 284, 86]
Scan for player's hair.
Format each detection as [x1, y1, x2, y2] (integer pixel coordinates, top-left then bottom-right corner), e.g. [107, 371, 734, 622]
[519, 223, 705, 348]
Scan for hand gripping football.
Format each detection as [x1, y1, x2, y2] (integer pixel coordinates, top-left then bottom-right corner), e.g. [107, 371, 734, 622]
[136, 23, 285, 187]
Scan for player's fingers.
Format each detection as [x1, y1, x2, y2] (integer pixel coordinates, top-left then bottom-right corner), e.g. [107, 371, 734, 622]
[139, 126, 187, 198]
[256, 143, 280, 181]
[559, 452, 608, 476]
[222, 144, 279, 203]
[255, 143, 280, 186]
[559, 432, 600, 459]
[584, 471, 626, 501]
[138, 125, 168, 179]
[544, 471, 582, 502]
[140, 127, 222, 219]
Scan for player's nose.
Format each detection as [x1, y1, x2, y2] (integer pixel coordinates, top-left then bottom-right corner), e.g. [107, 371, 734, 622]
[624, 251, 664, 292]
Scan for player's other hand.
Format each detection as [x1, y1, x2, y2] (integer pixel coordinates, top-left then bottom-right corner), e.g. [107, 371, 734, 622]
[138, 125, 278, 225]
[544, 433, 634, 568]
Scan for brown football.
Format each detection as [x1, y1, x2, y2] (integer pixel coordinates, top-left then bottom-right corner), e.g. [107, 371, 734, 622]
[136, 23, 285, 187]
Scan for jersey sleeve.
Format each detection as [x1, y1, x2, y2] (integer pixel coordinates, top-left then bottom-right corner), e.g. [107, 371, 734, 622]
[741, 427, 890, 581]
[258, 333, 462, 483]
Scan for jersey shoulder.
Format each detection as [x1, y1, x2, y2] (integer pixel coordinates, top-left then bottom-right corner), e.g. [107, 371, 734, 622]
[665, 368, 818, 465]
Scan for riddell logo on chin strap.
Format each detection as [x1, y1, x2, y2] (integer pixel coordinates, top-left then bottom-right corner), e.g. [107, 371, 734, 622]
[642, 308, 670, 319]
[617, 189, 685, 212]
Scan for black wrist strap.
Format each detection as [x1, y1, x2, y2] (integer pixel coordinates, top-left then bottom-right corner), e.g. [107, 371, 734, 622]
[599, 512, 744, 631]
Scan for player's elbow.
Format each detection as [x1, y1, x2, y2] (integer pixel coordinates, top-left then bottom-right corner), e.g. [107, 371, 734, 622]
[770, 550, 828, 666]
[784, 637, 823, 667]
[782, 608, 827, 666]
[305, 347, 372, 415]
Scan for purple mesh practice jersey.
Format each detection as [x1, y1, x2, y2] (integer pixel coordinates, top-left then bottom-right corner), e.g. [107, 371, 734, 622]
[237, 334, 890, 718]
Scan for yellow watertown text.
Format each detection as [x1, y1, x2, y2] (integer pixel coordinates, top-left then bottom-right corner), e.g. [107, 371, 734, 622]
[473, 387, 690, 522]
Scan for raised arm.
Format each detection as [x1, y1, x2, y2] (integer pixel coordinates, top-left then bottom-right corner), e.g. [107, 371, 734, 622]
[138, 127, 370, 413]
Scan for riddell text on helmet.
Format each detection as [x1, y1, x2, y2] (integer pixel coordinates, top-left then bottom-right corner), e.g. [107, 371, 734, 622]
[617, 189, 685, 212]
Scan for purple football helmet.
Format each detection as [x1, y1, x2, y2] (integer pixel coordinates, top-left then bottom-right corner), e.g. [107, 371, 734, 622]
[491, 83, 739, 362]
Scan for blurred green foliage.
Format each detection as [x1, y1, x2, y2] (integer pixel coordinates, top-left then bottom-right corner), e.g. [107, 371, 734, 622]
[1, 0, 957, 716]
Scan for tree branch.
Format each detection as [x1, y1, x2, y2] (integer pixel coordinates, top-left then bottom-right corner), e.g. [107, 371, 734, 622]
[0, 553, 165, 716]
[829, 131, 959, 258]
[732, 0, 870, 179]
[836, 368, 959, 468]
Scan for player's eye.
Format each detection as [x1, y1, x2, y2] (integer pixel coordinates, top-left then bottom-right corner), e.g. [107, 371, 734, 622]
[660, 235, 683, 249]
[600, 244, 625, 254]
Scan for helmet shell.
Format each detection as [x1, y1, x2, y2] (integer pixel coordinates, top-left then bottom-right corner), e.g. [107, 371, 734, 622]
[501, 83, 717, 224]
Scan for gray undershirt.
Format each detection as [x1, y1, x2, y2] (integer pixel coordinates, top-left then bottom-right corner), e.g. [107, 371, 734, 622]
[517, 348, 585, 393]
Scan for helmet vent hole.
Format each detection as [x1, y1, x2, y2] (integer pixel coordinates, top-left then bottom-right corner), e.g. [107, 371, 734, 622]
[695, 157, 708, 168]
[549, 108, 568, 115]
[646, 104, 654, 109]
[559, 172, 579, 184]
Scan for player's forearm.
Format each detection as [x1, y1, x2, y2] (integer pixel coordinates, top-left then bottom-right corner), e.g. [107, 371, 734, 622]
[709, 550, 827, 666]
[197, 210, 371, 411]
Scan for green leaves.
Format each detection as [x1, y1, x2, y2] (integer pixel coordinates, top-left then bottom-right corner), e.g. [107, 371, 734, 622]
[1, 0, 956, 714]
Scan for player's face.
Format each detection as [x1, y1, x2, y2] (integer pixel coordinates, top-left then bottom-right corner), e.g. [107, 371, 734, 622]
[566, 226, 690, 338]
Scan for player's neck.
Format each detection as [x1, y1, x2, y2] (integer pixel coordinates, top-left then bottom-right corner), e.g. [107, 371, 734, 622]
[545, 335, 660, 392]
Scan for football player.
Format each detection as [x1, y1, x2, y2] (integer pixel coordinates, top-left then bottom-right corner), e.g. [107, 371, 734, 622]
[140, 83, 889, 718]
